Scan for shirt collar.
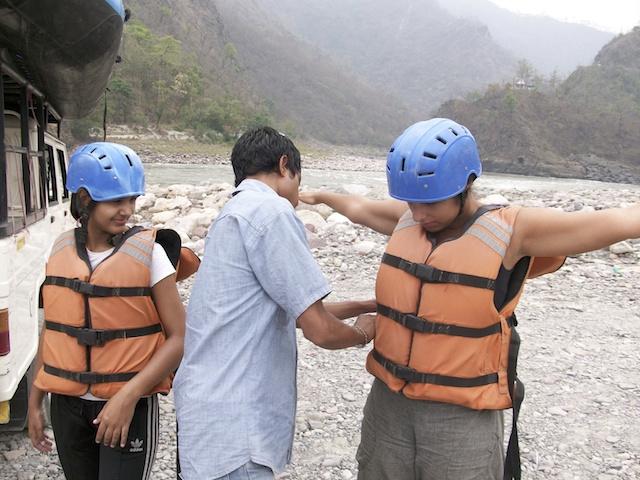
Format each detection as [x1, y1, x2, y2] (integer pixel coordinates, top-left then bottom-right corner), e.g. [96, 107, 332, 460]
[233, 178, 278, 197]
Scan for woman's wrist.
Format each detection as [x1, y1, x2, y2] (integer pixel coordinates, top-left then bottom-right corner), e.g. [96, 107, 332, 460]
[28, 387, 45, 409]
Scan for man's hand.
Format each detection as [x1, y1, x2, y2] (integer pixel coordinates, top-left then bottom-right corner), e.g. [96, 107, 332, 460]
[299, 191, 323, 205]
[299, 300, 376, 349]
[354, 314, 376, 344]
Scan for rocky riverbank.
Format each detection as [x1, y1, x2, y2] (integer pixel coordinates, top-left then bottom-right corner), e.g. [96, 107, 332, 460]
[1, 173, 639, 480]
[134, 148, 386, 174]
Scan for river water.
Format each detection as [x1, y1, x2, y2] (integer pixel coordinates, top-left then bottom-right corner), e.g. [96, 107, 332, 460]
[145, 163, 640, 194]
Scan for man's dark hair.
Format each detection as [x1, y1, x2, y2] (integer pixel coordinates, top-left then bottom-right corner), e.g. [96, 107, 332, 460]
[231, 126, 301, 187]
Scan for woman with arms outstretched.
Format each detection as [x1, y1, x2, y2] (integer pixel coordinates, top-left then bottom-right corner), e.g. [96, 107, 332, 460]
[301, 118, 640, 480]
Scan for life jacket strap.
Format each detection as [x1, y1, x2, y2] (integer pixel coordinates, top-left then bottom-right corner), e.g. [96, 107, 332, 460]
[43, 276, 152, 297]
[45, 321, 163, 347]
[504, 378, 524, 480]
[382, 253, 496, 290]
[43, 364, 138, 384]
[504, 320, 524, 480]
[377, 304, 503, 338]
[371, 349, 498, 387]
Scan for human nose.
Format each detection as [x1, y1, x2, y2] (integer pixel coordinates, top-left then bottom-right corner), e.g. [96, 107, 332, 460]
[410, 204, 430, 223]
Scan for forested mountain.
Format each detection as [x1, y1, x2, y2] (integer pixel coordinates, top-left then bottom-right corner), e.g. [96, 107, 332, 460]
[437, 27, 640, 183]
[75, 0, 413, 146]
[441, 0, 614, 75]
[71, 0, 633, 182]
[256, 0, 518, 110]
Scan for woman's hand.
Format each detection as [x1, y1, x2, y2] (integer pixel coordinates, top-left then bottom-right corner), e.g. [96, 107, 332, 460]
[299, 190, 405, 235]
[28, 402, 53, 453]
[93, 389, 138, 448]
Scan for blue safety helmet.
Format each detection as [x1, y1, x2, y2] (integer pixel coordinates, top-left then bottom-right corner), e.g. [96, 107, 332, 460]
[66, 142, 145, 201]
[386, 118, 481, 203]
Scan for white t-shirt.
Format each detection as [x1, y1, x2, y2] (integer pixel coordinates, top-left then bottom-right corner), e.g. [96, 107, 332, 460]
[86, 243, 176, 286]
[80, 242, 176, 401]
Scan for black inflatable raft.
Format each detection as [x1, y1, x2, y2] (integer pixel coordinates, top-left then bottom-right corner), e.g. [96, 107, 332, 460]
[0, 0, 125, 118]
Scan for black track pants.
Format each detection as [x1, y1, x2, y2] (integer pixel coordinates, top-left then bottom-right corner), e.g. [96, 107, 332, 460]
[50, 393, 159, 480]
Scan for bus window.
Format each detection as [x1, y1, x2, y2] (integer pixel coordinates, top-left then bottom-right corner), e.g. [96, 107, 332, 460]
[5, 115, 26, 232]
[3, 113, 47, 233]
[46, 145, 58, 204]
[27, 151, 44, 213]
[56, 148, 68, 201]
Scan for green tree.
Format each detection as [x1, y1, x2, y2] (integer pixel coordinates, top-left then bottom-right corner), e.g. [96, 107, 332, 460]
[503, 90, 517, 112]
[108, 78, 133, 123]
[516, 59, 536, 83]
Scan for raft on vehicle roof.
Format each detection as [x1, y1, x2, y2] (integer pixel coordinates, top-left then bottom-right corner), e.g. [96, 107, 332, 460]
[0, 0, 125, 118]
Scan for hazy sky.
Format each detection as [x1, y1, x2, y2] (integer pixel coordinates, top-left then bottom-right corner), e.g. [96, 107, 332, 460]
[490, 0, 640, 33]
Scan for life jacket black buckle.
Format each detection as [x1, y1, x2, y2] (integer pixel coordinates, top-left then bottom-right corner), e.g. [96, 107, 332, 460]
[70, 279, 94, 296]
[414, 263, 442, 283]
[75, 328, 107, 347]
[397, 258, 418, 277]
[389, 363, 416, 382]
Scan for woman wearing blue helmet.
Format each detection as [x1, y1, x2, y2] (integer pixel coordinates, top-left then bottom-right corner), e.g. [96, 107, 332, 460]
[300, 118, 640, 480]
[27, 142, 188, 480]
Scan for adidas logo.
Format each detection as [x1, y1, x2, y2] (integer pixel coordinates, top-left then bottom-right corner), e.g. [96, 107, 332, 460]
[129, 438, 144, 453]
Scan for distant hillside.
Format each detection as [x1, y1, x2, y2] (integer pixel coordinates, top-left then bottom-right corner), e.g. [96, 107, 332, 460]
[256, 0, 518, 111]
[81, 0, 413, 146]
[440, 0, 613, 76]
[437, 27, 640, 183]
[211, 0, 412, 145]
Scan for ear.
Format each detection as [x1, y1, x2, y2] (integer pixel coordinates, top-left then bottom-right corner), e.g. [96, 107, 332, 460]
[278, 155, 289, 177]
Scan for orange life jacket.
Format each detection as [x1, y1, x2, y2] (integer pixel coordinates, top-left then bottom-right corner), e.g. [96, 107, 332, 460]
[34, 227, 174, 398]
[368, 205, 565, 410]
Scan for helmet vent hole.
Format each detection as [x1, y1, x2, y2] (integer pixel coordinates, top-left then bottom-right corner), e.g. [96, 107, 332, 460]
[436, 136, 447, 145]
[401, 157, 406, 172]
[386, 164, 391, 172]
[423, 151, 437, 159]
[125, 154, 133, 167]
[449, 128, 458, 136]
[98, 154, 107, 159]
[90, 148, 97, 153]
[418, 171, 435, 177]
[389, 147, 395, 153]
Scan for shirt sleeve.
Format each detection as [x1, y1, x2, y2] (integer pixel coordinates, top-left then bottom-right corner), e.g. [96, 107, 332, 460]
[246, 209, 332, 320]
[150, 243, 177, 287]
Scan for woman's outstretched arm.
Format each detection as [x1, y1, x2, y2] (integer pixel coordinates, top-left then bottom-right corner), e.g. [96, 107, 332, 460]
[299, 191, 407, 235]
[507, 204, 640, 265]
